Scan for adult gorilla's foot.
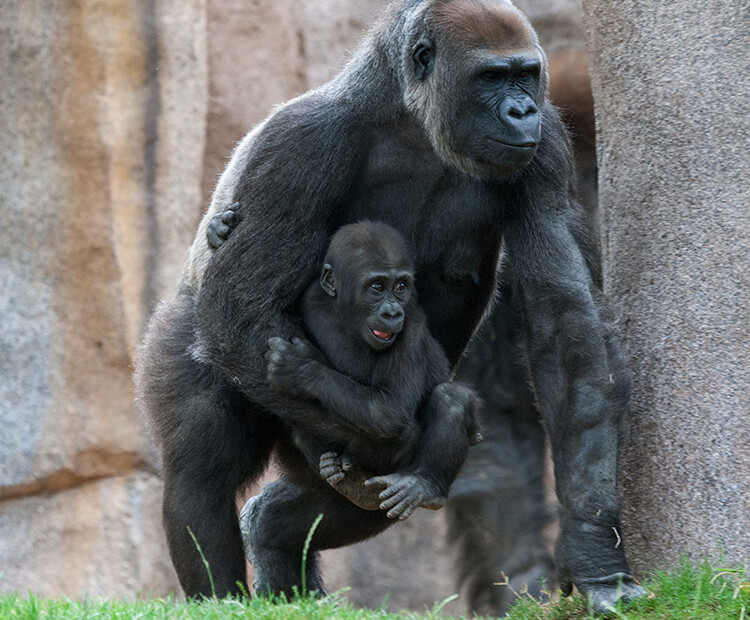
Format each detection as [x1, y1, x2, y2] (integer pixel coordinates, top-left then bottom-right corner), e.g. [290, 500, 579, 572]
[238, 490, 329, 598]
[556, 519, 647, 615]
[563, 572, 647, 615]
[238, 496, 261, 573]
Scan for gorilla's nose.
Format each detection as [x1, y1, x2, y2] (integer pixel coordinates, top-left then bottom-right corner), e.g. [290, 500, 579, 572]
[379, 302, 404, 329]
[500, 95, 540, 144]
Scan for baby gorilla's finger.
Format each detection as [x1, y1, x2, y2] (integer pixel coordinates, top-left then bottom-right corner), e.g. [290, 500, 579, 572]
[320, 461, 343, 476]
[396, 502, 417, 521]
[364, 476, 391, 488]
[320, 451, 340, 460]
[267, 336, 288, 351]
[379, 489, 408, 511]
[341, 455, 354, 471]
[377, 484, 401, 500]
[386, 496, 415, 519]
[325, 472, 346, 485]
[319, 459, 341, 472]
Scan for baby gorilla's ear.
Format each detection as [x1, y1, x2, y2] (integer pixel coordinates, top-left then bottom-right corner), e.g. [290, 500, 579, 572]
[320, 263, 337, 297]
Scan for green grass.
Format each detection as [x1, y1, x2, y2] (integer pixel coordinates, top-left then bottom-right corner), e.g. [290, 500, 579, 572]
[506, 560, 748, 620]
[0, 561, 746, 619]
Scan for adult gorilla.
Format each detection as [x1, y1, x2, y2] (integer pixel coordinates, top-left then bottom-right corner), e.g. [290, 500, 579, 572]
[136, 0, 645, 613]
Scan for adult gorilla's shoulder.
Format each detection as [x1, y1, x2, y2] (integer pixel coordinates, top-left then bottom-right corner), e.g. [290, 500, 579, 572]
[185, 90, 366, 291]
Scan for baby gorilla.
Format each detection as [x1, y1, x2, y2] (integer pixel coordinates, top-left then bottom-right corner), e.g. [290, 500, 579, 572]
[264, 220, 482, 519]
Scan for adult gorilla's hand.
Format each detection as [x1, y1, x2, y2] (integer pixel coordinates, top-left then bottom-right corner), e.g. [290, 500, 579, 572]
[206, 204, 240, 249]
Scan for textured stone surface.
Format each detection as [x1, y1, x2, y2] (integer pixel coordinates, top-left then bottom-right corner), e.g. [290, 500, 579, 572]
[581, 0, 750, 574]
[201, 0, 308, 203]
[0, 473, 177, 596]
[0, 0, 204, 596]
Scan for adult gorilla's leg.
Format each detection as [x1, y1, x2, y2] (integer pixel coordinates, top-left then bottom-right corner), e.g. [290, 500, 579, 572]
[137, 293, 281, 598]
[449, 283, 555, 616]
[241, 472, 393, 597]
[160, 394, 279, 598]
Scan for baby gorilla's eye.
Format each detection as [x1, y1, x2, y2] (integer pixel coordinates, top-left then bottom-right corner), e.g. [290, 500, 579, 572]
[370, 281, 384, 292]
[395, 281, 407, 292]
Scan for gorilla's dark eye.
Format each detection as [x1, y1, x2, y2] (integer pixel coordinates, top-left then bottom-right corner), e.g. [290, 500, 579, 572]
[481, 71, 503, 81]
[370, 281, 384, 292]
[395, 281, 407, 293]
[518, 70, 530, 78]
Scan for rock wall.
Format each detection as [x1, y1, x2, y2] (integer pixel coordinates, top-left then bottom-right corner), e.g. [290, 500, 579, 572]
[581, 0, 750, 573]
[0, 0, 206, 597]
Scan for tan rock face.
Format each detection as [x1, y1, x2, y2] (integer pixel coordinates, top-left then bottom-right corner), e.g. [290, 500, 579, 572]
[0, 0, 205, 597]
[0, 473, 177, 596]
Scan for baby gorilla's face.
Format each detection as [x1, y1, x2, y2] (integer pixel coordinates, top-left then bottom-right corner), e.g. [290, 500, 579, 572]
[358, 267, 413, 351]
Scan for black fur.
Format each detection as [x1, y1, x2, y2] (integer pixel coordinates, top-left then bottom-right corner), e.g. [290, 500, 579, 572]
[136, 0, 643, 611]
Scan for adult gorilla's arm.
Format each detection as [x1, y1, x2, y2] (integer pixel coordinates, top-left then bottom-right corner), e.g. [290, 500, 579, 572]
[194, 95, 366, 432]
[503, 107, 645, 609]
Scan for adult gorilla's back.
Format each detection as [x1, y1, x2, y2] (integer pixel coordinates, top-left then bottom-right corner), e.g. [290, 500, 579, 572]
[136, 0, 644, 613]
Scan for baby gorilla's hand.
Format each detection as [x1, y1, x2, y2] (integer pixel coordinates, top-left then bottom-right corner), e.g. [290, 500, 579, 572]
[265, 336, 319, 396]
[365, 472, 446, 520]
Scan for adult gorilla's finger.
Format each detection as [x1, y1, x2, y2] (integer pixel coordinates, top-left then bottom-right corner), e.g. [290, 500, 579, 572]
[207, 227, 224, 249]
[221, 209, 240, 227]
[326, 472, 345, 485]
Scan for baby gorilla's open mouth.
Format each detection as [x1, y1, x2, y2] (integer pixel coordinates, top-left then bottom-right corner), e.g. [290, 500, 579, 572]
[372, 329, 395, 342]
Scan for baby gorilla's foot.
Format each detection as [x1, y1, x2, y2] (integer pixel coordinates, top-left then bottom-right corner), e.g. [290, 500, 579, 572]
[319, 451, 382, 510]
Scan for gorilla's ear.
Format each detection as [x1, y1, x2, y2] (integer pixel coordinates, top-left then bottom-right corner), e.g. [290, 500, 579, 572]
[320, 263, 337, 297]
[412, 40, 434, 80]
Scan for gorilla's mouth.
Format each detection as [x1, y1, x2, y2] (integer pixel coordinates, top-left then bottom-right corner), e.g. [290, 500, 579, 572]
[372, 329, 396, 342]
[488, 138, 538, 149]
